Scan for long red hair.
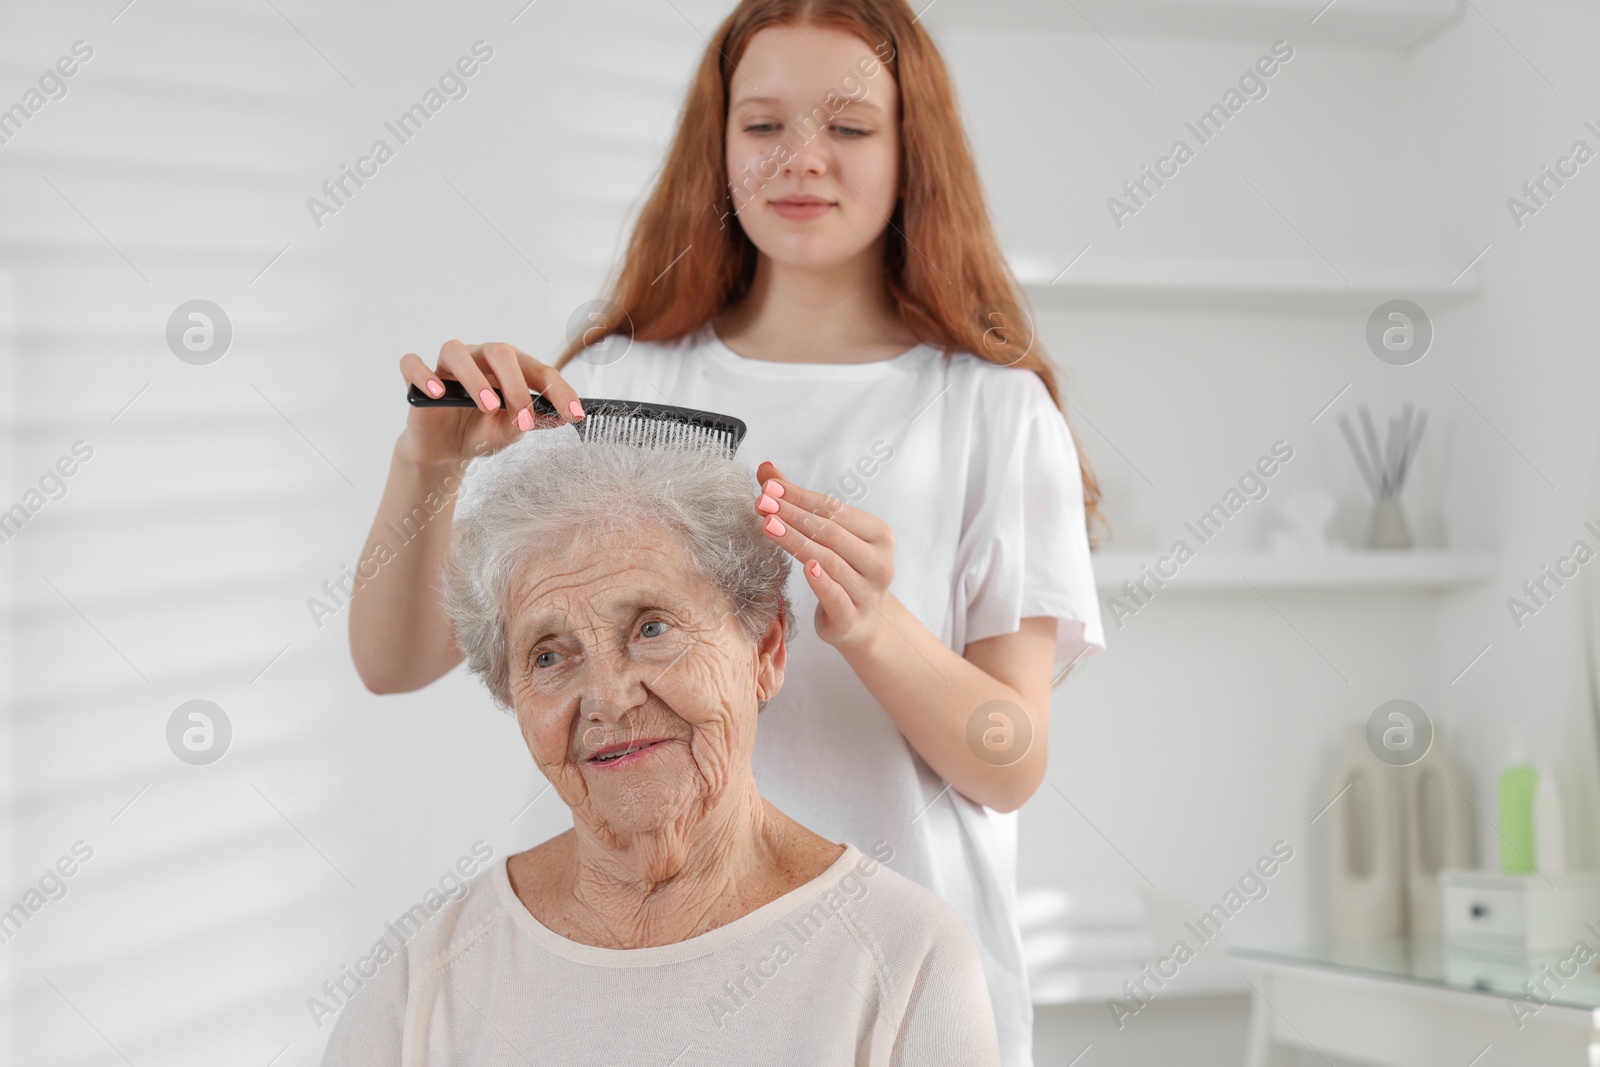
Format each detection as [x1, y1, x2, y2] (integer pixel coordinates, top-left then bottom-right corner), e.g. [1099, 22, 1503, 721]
[552, 0, 1106, 543]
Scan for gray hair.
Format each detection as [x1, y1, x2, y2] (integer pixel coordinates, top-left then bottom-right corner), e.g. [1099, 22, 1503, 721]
[441, 435, 796, 714]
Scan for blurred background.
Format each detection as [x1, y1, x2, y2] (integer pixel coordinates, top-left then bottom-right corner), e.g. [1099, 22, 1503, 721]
[4, 0, 1600, 1064]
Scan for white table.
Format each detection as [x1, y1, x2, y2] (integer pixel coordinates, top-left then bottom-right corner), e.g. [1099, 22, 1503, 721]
[1229, 939, 1600, 1066]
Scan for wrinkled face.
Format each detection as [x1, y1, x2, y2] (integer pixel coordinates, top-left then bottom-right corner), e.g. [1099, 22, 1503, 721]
[725, 24, 901, 270]
[505, 523, 783, 839]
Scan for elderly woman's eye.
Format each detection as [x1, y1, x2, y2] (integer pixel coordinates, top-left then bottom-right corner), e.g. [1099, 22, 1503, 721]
[533, 650, 562, 669]
[639, 620, 670, 639]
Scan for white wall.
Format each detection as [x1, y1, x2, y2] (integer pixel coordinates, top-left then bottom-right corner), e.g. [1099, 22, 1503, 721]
[940, 4, 1600, 1062]
[927, 17, 1446, 1052]
[934, 4, 1600, 1062]
[2, 2, 350, 1062]
[1409, 1, 1600, 868]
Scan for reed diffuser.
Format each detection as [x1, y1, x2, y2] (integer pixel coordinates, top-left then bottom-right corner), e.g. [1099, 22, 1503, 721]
[1338, 403, 1426, 549]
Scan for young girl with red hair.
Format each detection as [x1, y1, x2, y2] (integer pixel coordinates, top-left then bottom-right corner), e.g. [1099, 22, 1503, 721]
[351, 3, 1105, 1061]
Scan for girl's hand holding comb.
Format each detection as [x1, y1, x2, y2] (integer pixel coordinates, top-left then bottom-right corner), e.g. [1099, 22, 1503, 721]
[396, 340, 586, 470]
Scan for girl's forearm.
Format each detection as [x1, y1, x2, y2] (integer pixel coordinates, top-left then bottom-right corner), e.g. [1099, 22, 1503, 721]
[347, 441, 467, 693]
[836, 594, 1048, 813]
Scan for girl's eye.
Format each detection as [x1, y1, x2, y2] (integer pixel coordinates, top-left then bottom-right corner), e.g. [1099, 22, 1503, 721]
[533, 650, 561, 669]
[745, 123, 780, 134]
[640, 620, 670, 639]
[832, 125, 867, 137]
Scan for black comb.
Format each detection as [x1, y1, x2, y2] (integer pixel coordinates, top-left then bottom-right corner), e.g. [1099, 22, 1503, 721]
[407, 379, 747, 457]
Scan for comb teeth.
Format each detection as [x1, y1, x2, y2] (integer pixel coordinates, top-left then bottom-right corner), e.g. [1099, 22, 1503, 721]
[579, 413, 735, 456]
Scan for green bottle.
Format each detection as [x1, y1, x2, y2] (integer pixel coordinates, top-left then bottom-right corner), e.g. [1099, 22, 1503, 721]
[1498, 734, 1538, 874]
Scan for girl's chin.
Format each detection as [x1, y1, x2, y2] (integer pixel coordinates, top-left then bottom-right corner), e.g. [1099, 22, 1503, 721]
[754, 239, 871, 270]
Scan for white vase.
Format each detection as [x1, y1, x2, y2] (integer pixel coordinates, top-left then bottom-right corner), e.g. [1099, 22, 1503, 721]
[1368, 496, 1412, 549]
[1326, 725, 1406, 940]
[1402, 725, 1478, 937]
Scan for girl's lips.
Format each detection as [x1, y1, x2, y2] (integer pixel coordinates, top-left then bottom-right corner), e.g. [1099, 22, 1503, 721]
[771, 200, 833, 220]
[586, 739, 669, 768]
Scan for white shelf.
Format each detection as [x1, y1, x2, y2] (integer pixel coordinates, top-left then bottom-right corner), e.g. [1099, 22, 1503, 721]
[924, 0, 1462, 50]
[1013, 255, 1482, 310]
[1091, 550, 1496, 590]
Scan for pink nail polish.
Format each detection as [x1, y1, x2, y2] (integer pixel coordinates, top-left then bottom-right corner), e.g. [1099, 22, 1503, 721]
[764, 515, 786, 537]
[479, 388, 501, 411]
[808, 560, 822, 578]
[569, 399, 585, 419]
[757, 494, 779, 514]
[516, 408, 535, 432]
[764, 479, 784, 498]
[425, 379, 444, 398]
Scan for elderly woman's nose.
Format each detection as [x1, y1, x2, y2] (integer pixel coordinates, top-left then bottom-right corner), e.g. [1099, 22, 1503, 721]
[574, 659, 649, 719]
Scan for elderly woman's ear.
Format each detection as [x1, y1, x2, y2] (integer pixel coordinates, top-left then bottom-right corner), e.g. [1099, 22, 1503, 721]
[754, 606, 788, 708]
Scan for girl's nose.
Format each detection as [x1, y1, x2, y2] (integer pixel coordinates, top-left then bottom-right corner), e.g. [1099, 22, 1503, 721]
[781, 139, 827, 178]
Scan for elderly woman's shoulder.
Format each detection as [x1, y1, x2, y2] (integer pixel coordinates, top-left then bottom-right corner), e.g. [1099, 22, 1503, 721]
[364, 847, 519, 978]
[314, 850, 515, 1058]
[317, 849, 507, 1001]
[828, 845, 985, 959]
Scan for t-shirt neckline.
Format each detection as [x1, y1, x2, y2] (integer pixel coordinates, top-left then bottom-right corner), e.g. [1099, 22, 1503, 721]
[493, 842, 862, 967]
[699, 324, 933, 379]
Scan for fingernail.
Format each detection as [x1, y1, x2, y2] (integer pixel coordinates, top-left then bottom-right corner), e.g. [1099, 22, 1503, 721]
[807, 560, 822, 578]
[516, 408, 535, 432]
[479, 388, 501, 411]
[569, 399, 585, 419]
[425, 379, 444, 398]
[764, 515, 786, 537]
[764, 479, 784, 498]
[757, 494, 779, 515]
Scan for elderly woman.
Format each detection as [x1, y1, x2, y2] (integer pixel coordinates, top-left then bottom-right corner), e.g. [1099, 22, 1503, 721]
[321, 436, 1000, 1066]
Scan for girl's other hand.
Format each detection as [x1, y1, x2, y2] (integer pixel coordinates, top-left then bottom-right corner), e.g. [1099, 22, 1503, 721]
[754, 460, 896, 654]
[396, 341, 586, 468]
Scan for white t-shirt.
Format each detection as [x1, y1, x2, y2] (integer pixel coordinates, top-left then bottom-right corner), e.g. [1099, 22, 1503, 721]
[455, 323, 1105, 1066]
[318, 843, 1000, 1065]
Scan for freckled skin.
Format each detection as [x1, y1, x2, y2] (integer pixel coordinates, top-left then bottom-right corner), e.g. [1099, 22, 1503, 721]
[503, 522, 844, 949]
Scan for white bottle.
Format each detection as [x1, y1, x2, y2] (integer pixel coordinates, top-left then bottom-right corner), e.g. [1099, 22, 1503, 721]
[1402, 724, 1478, 937]
[1534, 765, 1567, 878]
[1326, 724, 1404, 940]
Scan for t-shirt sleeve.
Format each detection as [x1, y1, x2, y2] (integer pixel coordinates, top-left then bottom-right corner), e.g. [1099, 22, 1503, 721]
[954, 367, 1105, 670]
[317, 940, 410, 1066]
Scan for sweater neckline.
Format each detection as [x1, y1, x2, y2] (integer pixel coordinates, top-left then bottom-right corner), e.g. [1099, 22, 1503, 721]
[492, 842, 862, 967]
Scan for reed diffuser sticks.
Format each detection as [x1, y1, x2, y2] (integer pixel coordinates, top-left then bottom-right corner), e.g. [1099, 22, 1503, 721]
[1339, 403, 1426, 549]
[1338, 403, 1426, 500]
